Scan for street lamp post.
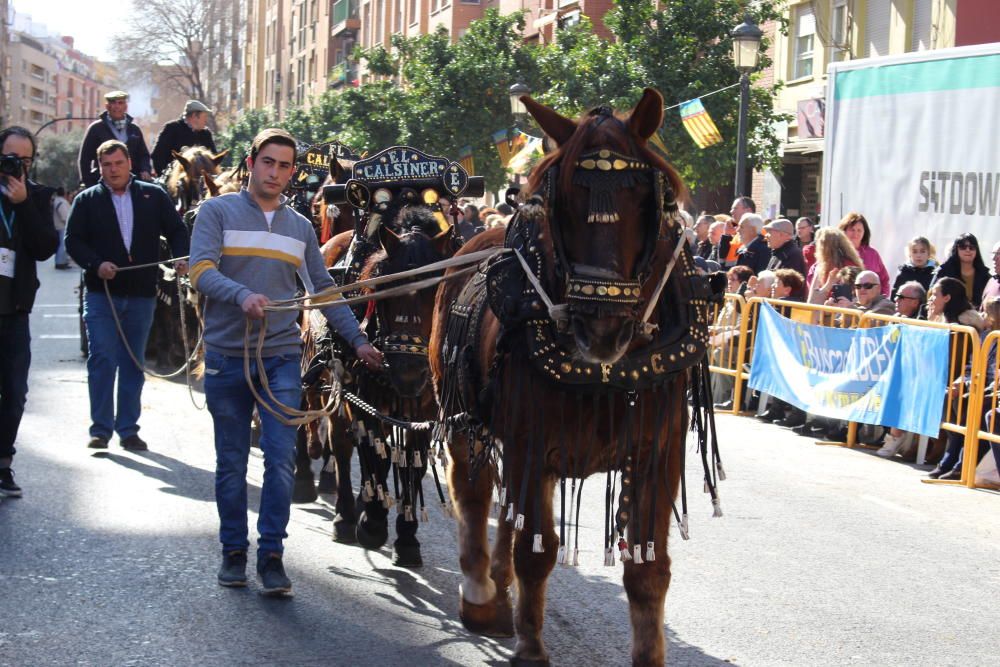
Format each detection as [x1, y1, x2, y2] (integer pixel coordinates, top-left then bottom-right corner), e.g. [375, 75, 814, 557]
[731, 15, 763, 199]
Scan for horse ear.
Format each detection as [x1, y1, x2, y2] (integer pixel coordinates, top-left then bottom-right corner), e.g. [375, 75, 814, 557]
[626, 88, 665, 142]
[212, 149, 229, 166]
[432, 226, 456, 258]
[172, 150, 191, 170]
[203, 173, 220, 198]
[522, 95, 576, 146]
[379, 224, 401, 256]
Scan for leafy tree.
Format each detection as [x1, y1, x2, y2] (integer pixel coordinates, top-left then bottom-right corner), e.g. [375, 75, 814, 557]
[216, 108, 277, 166]
[33, 130, 85, 191]
[219, 2, 788, 195]
[601, 0, 788, 191]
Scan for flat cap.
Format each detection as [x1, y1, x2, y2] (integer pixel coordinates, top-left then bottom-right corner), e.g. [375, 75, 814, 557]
[184, 100, 213, 114]
[105, 90, 129, 101]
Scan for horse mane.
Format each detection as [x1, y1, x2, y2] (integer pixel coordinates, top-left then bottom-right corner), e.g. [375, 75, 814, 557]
[526, 108, 688, 208]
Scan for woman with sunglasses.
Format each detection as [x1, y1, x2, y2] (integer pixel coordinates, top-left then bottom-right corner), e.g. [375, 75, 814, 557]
[930, 232, 991, 309]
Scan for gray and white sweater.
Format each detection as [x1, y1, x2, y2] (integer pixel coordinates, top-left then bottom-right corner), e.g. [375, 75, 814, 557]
[189, 189, 367, 358]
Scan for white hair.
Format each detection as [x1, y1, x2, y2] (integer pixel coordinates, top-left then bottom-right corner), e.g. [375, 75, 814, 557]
[739, 213, 764, 234]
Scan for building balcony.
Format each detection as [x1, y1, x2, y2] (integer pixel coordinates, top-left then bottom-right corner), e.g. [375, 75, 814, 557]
[331, 0, 360, 36]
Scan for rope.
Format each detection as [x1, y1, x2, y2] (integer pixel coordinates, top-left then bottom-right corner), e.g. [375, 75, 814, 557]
[264, 247, 507, 311]
[100, 254, 204, 381]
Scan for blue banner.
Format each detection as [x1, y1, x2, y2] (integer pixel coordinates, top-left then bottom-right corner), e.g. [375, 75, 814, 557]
[748, 303, 950, 436]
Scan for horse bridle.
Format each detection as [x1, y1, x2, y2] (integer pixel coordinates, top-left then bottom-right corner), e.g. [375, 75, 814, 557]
[537, 120, 682, 323]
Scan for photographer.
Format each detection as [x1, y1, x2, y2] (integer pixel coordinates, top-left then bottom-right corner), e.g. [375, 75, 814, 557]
[0, 126, 59, 497]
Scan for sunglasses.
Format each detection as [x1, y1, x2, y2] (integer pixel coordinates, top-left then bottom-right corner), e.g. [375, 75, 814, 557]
[957, 243, 976, 250]
[854, 282, 878, 291]
[895, 294, 920, 301]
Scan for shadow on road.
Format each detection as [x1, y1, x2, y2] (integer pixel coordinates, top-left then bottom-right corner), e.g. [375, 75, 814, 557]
[95, 450, 260, 504]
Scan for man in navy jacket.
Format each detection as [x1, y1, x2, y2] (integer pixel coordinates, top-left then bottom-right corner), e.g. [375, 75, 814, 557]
[66, 140, 188, 452]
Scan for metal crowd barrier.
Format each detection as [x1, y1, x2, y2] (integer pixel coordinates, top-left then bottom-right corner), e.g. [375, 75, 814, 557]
[966, 330, 1000, 489]
[705, 295, 991, 489]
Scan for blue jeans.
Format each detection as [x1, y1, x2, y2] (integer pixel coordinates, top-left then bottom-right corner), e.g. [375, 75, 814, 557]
[83, 291, 156, 440]
[0, 314, 31, 463]
[204, 350, 302, 558]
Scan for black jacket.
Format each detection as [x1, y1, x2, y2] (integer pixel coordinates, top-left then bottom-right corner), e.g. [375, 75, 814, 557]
[65, 179, 188, 297]
[931, 260, 991, 309]
[696, 238, 713, 259]
[736, 235, 772, 275]
[0, 181, 59, 313]
[150, 118, 218, 175]
[890, 263, 936, 300]
[78, 112, 153, 187]
[766, 239, 806, 276]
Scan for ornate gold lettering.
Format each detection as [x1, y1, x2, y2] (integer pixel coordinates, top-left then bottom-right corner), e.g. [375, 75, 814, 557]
[650, 353, 665, 374]
[601, 363, 612, 383]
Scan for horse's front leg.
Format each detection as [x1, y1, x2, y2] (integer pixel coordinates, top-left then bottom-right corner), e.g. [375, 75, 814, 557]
[451, 435, 509, 635]
[511, 474, 558, 666]
[623, 443, 680, 667]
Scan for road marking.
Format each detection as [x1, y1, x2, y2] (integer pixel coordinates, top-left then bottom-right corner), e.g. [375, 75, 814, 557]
[39, 335, 80, 339]
[859, 494, 922, 517]
[42, 314, 79, 318]
[34, 304, 78, 308]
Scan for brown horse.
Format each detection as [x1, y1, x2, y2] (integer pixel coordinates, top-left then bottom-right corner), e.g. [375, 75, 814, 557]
[430, 90, 717, 665]
[163, 146, 229, 211]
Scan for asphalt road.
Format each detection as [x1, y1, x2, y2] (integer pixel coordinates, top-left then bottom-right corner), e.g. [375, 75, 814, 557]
[2, 263, 999, 666]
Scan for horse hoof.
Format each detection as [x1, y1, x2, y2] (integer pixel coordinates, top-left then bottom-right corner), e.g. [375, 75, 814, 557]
[332, 516, 357, 544]
[291, 478, 318, 504]
[316, 470, 336, 495]
[510, 658, 550, 667]
[459, 590, 514, 638]
[391, 541, 423, 568]
[355, 514, 388, 550]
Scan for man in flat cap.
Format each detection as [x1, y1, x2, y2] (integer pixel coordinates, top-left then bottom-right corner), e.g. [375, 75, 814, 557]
[78, 91, 153, 188]
[151, 100, 221, 176]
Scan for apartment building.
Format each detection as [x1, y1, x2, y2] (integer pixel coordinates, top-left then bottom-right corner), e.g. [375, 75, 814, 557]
[6, 31, 58, 131]
[240, 0, 620, 120]
[759, 0, 1000, 221]
[244, 0, 335, 116]
[48, 36, 104, 134]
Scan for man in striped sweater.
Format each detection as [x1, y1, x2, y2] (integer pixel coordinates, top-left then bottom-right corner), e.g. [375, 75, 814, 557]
[189, 128, 381, 596]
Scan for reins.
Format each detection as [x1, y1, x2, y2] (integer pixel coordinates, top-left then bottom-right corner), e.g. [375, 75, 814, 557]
[245, 246, 508, 426]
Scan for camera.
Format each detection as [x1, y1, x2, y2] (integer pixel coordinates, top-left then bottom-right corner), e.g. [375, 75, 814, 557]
[0, 154, 24, 180]
[831, 283, 853, 300]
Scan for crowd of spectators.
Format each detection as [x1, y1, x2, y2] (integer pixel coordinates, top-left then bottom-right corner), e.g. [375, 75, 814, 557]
[694, 196, 999, 478]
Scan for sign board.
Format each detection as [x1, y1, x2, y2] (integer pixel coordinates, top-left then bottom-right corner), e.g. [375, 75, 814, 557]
[293, 141, 360, 190]
[822, 43, 1000, 270]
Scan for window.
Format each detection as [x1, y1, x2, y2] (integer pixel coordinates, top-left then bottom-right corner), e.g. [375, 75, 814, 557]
[829, 0, 849, 63]
[409, 0, 417, 26]
[791, 4, 815, 80]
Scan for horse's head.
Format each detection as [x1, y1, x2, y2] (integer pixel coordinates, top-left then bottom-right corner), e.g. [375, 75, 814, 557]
[364, 207, 455, 397]
[523, 89, 686, 364]
[168, 146, 229, 209]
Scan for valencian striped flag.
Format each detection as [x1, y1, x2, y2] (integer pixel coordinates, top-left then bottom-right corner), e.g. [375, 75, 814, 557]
[679, 98, 723, 149]
[493, 129, 528, 167]
[458, 145, 475, 175]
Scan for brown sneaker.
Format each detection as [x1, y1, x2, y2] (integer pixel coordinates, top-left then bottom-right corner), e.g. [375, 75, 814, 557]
[87, 436, 109, 449]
